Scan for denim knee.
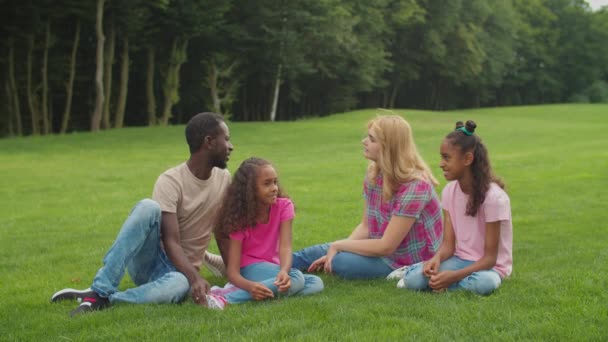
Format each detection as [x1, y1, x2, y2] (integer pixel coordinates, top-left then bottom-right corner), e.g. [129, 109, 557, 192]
[462, 271, 501, 295]
[403, 263, 429, 291]
[109, 271, 189, 304]
[287, 269, 306, 295]
[158, 272, 190, 303]
[301, 274, 324, 296]
[132, 199, 161, 219]
[330, 254, 352, 279]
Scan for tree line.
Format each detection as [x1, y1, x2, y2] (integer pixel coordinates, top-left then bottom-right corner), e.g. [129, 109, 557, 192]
[1, 0, 607, 137]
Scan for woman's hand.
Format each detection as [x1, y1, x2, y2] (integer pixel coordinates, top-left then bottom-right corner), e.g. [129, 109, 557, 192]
[323, 245, 339, 273]
[308, 255, 328, 273]
[247, 282, 274, 301]
[429, 270, 458, 291]
[274, 271, 291, 293]
[423, 256, 441, 278]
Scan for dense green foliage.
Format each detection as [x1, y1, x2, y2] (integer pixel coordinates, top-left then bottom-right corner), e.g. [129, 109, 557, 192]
[1, 0, 608, 136]
[1, 105, 607, 340]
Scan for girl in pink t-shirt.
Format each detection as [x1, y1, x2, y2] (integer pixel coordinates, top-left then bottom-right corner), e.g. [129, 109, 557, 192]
[403, 120, 512, 295]
[203, 158, 323, 309]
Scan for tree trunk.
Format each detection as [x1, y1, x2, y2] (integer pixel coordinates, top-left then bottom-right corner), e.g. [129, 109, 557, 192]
[48, 92, 54, 129]
[146, 47, 156, 126]
[205, 57, 240, 117]
[60, 20, 80, 134]
[207, 62, 221, 114]
[26, 35, 40, 135]
[269, 63, 282, 122]
[5, 78, 14, 136]
[91, 0, 105, 132]
[41, 21, 51, 134]
[160, 38, 188, 126]
[114, 36, 129, 128]
[7, 38, 23, 135]
[389, 81, 401, 109]
[241, 87, 248, 121]
[102, 20, 115, 129]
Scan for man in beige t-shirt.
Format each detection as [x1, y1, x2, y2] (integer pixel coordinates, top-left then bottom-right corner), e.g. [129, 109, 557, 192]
[51, 112, 233, 316]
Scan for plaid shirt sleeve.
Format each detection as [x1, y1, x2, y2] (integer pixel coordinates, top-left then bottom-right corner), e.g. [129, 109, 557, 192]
[392, 180, 431, 219]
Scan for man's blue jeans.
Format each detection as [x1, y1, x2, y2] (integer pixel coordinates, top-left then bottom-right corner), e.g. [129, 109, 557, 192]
[403, 256, 502, 295]
[292, 243, 393, 279]
[91, 199, 190, 304]
[223, 262, 324, 303]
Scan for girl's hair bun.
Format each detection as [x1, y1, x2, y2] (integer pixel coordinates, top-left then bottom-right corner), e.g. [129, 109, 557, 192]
[465, 120, 477, 134]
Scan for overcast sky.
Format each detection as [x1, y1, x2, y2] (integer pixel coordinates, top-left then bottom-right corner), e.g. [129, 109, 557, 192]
[587, 0, 608, 10]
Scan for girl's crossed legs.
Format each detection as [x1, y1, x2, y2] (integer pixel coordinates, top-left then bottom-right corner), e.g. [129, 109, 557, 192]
[403, 256, 501, 295]
[222, 262, 324, 304]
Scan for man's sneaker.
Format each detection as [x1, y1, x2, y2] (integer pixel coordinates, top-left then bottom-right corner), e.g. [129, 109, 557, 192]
[203, 251, 227, 277]
[69, 292, 110, 317]
[386, 266, 409, 280]
[396, 278, 407, 289]
[50, 288, 95, 303]
[205, 294, 227, 310]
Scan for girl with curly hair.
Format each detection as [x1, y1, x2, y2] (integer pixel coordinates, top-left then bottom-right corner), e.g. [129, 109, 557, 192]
[291, 115, 443, 279]
[402, 120, 512, 295]
[204, 158, 323, 309]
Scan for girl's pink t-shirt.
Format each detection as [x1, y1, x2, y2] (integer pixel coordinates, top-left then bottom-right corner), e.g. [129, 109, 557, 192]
[229, 198, 295, 268]
[441, 181, 513, 278]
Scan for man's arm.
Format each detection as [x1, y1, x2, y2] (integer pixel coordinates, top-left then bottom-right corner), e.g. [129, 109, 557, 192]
[161, 211, 209, 306]
[214, 232, 231, 268]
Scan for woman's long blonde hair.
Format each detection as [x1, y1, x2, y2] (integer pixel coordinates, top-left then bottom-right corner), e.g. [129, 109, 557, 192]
[366, 115, 438, 201]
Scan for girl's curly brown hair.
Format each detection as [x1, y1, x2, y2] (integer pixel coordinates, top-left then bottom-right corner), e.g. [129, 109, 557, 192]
[214, 157, 289, 236]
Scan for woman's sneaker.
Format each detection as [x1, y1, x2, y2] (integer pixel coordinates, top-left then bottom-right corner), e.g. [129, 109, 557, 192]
[205, 294, 227, 310]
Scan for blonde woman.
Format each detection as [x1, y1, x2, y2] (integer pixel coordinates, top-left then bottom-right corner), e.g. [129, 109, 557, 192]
[292, 115, 443, 279]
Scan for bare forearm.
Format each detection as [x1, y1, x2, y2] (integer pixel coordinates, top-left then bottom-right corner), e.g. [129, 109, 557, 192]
[452, 255, 497, 281]
[348, 223, 369, 240]
[227, 269, 256, 292]
[216, 236, 231, 267]
[164, 241, 200, 284]
[279, 246, 292, 273]
[435, 242, 455, 262]
[332, 238, 391, 257]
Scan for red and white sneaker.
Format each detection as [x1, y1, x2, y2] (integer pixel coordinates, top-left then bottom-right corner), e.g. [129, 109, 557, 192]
[205, 294, 228, 310]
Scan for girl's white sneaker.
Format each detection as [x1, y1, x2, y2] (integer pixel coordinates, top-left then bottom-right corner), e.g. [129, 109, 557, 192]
[386, 266, 408, 280]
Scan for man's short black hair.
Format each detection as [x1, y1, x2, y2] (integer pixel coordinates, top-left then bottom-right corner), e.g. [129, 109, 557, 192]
[185, 112, 225, 154]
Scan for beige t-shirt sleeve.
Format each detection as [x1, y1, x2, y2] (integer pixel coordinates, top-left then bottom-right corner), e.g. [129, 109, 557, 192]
[152, 173, 180, 213]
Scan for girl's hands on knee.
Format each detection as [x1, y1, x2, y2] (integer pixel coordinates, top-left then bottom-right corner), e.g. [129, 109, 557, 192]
[274, 271, 291, 293]
[429, 270, 457, 291]
[248, 282, 274, 301]
[423, 257, 440, 278]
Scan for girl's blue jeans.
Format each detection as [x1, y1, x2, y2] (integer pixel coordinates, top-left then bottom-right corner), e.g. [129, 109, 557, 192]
[223, 262, 324, 304]
[292, 243, 393, 279]
[91, 199, 190, 304]
[403, 256, 502, 295]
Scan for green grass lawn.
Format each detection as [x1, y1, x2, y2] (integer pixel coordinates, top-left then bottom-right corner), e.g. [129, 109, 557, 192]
[1, 104, 607, 341]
